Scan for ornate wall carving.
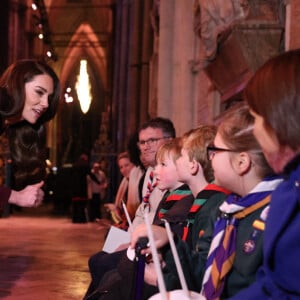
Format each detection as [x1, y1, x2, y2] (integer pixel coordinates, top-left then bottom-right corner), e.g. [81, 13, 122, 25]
[196, 0, 285, 103]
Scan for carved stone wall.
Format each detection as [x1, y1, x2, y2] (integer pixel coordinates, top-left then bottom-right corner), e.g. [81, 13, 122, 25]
[204, 24, 283, 103]
[201, 0, 284, 104]
[290, 0, 300, 49]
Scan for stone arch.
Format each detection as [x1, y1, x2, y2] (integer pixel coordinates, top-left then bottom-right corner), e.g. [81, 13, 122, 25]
[55, 23, 109, 164]
[59, 22, 107, 91]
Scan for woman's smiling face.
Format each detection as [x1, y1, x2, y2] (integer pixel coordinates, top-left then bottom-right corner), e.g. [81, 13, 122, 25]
[22, 74, 54, 124]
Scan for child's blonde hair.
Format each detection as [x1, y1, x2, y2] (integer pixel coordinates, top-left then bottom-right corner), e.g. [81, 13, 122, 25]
[156, 138, 181, 164]
[182, 125, 217, 182]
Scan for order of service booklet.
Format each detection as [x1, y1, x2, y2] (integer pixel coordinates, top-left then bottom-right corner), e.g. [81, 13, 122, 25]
[102, 226, 130, 253]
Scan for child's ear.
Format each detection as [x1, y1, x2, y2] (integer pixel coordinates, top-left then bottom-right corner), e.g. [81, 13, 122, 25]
[190, 159, 200, 175]
[236, 152, 251, 175]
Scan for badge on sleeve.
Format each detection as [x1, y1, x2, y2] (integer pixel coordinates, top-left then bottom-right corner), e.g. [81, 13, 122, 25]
[243, 239, 256, 253]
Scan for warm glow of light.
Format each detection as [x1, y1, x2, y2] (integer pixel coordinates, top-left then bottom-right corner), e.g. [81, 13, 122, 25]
[65, 95, 73, 103]
[75, 60, 92, 114]
[64, 87, 73, 103]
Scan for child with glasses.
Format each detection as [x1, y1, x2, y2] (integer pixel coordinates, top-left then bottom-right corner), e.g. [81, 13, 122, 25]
[200, 103, 282, 299]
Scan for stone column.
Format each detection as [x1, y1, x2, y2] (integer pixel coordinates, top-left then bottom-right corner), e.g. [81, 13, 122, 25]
[158, 0, 199, 136]
[127, 0, 153, 131]
[111, 0, 131, 151]
[113, 0, 153, 150]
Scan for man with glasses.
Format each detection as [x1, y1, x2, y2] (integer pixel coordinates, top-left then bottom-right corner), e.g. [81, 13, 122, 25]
[133, 117, 176, 227]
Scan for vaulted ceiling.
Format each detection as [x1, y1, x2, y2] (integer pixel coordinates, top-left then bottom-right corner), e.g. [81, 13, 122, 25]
[44, 0, 112, 91]
[39, 0, 115, 163]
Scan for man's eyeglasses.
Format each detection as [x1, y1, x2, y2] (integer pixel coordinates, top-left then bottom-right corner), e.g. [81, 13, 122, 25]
[137, 137, 170, 148]
[206, 146, 237, 160]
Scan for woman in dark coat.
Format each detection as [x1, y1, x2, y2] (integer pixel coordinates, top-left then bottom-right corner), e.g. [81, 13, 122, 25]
[0, 59, 60, 212]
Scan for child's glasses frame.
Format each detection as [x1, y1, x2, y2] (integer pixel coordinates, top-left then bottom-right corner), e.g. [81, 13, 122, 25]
[206, 146, 237, 160]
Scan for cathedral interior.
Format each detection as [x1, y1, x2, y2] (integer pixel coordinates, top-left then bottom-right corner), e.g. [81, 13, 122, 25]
[1, 1, 300, 299]
[1, 0, 296, 168]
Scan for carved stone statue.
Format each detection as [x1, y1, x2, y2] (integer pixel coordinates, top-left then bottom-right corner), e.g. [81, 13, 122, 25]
[197, 0, 249, 60]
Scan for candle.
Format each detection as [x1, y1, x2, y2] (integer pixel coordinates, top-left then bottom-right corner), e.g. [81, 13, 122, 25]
[122, 200, 133, 233]
[163, 219, 190, 298]
[144, 211, 168, 300]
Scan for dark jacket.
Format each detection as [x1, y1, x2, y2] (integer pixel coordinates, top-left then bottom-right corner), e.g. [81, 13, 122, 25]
[163, 186, 229, 292]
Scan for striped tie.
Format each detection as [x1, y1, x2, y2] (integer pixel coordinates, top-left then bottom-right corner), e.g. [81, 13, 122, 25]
[142, 170, 157, 208]
[201, 195, 271, 299]
[202, 215, 238, 299]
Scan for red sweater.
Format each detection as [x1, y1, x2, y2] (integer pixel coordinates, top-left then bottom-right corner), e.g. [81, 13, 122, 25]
[0, 186, 11, 211]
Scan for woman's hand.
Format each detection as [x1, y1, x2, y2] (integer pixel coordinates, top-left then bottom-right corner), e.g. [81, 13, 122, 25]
[9, 181, 44, 207]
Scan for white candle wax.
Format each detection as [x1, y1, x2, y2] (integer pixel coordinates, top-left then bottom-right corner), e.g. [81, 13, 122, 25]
[144, 211, 168, 300]
[122, 200, 133, 233]
[163, 219, 189, 298]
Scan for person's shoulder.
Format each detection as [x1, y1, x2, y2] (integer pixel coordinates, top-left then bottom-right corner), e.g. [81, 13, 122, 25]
[197, 184, 229, 203]
[205, 183, 231, 195]
[164, 193, 194, 221]
[129, 165, 144, 179]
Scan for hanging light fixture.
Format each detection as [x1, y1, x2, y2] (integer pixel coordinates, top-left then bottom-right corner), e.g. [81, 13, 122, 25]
[75, 60, 92, 114]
